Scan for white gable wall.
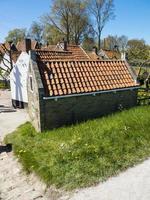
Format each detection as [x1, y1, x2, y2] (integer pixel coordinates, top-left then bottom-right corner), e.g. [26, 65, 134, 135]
[10, 52, 30, 103]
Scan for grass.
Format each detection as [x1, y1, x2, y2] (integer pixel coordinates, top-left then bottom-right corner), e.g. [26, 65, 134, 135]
[138, 88, 150, 105]
[0, 82, 10, 89]
[5, 106, 150, 190]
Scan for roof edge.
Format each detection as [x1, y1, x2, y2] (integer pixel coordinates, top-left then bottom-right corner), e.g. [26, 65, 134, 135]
[43, 86, 140, 100]
[125, 60, 138, 83]
[36, 59, 128, 63]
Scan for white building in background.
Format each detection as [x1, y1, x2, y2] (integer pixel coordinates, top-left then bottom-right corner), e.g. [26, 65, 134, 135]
[10, 39, 33, 108]
[0, 39, 33, 108]
[10, 52, 30, 108]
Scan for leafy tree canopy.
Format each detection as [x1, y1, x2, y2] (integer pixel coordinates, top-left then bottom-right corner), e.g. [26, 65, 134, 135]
[127, 39, 150, 64]
[5, 28, 26, 45]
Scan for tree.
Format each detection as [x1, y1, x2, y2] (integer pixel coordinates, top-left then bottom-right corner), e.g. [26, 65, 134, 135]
[126, 39, 150, 87]
[117, 35, 128, 52]
[43, 24, 64, 45]
[102, 35, 128, 51]
[88, 0, 115, 50]
[43, 0, 89, 44]
[127, 39, 150, 64]
[102, 35, 118, 50]
[0, 42, 13, 85]
[69, 0, 89, 44]
[82, 34, 96, 51]
[28, 21, 43, 43]
[5, 28, 26, 45]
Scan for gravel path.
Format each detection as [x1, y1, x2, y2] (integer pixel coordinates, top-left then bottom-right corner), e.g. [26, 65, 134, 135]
[0, 90, 29, 140]
[0, 148, 47, 200]
[0, 90, 52, 200]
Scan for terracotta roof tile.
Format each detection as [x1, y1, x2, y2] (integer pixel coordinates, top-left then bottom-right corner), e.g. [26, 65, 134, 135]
[17, 40, 39, 51]
[0, 43, 20, 63]
[37, 59, 139, 97]
[101, 49, 121, 60]
[11, 51, 21, 63]
[36, 45, 89, 61]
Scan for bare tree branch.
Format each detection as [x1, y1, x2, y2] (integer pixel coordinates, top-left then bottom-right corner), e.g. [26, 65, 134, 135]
[88, 0, 115, 50]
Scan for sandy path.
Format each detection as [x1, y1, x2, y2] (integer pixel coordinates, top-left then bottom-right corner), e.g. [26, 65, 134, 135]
[0, 90, 50, 200]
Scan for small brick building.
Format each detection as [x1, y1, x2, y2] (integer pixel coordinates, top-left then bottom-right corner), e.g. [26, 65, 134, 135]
[27, 46, 139, 132]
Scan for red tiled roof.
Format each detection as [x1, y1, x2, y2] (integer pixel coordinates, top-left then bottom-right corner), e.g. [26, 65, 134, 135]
[0, 43, 17, 54]
[17, 40, 39, 51]
[0, 43, 20, 63]
[86, 49, 121, 60]
[31, 40, 39, 50]
[0, 43, 8, 54]
[41, 44, 90, 60]
[102, 49, 121, 59]
[11, 51, 21, 63]
[37, 60, 138, 97]
[36, 50, 75, 61]
[66, 45, 90, 60]
[87, 52, 101, 60]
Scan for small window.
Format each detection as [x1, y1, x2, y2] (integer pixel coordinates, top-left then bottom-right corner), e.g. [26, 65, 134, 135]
[30, 75, 33, 91]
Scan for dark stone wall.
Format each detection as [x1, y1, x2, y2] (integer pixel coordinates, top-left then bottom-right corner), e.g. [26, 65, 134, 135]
[42, 89, 138, 131]
[27, 54, 45, 132]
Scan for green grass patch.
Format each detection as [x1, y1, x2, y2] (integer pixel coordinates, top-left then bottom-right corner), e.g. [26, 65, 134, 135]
[0, 82, 10, 89]
[5, 106, 150, 190]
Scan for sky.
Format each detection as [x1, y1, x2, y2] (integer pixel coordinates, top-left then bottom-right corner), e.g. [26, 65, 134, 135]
[0, 0, 150, 44]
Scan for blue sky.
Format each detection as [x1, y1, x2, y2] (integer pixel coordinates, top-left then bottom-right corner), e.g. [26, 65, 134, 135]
[0, 0, 150, 44]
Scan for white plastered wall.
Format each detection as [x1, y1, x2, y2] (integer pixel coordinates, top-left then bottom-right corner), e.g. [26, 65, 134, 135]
[10, 52, 30, 103]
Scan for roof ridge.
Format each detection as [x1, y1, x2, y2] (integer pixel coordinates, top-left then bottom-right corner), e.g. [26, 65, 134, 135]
[79, 45, 91, 59]
[39, 59, 125, 62]
[36, 49, 73, 53]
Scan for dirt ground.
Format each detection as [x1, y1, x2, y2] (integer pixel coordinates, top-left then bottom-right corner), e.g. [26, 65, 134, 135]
[0, 90, 29, 140]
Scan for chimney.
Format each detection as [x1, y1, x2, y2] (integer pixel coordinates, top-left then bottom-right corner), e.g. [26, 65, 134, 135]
[24, 38, 31, 52]
[92, 46, 98, 55]
[64, 41, 67, 51]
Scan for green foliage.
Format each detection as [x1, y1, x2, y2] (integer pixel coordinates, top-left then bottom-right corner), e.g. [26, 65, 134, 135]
[43, 24, 64, 45]
[43, 0, 89, 44]
[102, 35, 128, 51]
[0, 81, 10, 89]
[5, 28, 26, 45]
[4, 1, 116, 46]
[88, 0, 115, 49]
[5, 106, 150, 190]
[127, 39, 150, 63]
[82, 35, 96, 51]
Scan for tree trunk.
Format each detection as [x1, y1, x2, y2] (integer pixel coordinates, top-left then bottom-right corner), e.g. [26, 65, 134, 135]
[75, 34, 79, 45]
[98, 31, 101, 50]
[66, 27, 70, 44]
